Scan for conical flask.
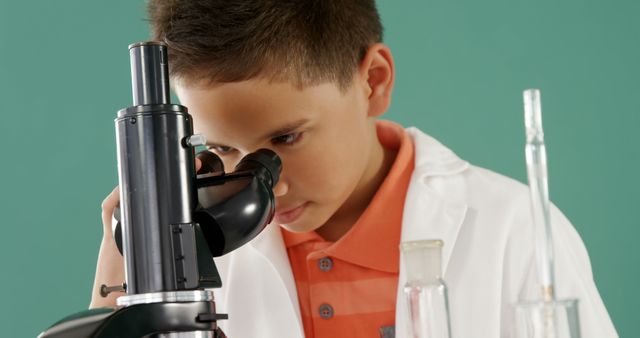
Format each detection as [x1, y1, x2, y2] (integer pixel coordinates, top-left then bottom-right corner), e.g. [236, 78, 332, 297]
[400, 239, 452, 338]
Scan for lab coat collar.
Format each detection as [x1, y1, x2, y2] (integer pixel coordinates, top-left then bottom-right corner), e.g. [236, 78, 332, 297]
[407, 127, 469, 179]
[403, 127, 469, 274]
[395, 128, 469, 338]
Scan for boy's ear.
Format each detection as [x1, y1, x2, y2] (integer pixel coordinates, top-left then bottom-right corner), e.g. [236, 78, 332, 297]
[357, 43, 395, 118]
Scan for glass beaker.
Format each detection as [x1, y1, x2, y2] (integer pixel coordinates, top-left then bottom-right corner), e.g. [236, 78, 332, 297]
[513, 299, 581, 338]
[400, 239, 452, 338]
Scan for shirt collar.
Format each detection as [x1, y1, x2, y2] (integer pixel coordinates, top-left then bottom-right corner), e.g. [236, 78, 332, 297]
[281, 227, 322, 248]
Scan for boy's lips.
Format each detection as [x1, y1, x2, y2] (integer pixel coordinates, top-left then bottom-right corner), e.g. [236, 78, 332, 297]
[274, 202, 308, 224]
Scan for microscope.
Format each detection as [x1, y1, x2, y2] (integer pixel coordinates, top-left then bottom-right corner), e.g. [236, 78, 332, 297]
[38, 41, 282, 338]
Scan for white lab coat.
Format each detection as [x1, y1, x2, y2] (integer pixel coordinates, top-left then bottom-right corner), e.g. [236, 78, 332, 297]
[212, 127, 618, 338]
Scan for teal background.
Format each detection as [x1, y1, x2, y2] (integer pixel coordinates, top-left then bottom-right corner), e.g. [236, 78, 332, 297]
[0, 0, 637, 337]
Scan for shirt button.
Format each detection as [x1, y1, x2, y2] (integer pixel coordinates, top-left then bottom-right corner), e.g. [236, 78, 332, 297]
[318, 303, 334, 319]
[318, 257, 333, 271]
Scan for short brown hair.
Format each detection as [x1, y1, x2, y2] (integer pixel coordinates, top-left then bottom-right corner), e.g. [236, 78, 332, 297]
[147, 0, 383, 90]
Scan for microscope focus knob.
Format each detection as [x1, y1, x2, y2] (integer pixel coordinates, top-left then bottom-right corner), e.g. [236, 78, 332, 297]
[184, 134, 207, 147]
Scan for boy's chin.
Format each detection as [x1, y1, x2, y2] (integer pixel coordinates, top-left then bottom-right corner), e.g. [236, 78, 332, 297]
[278, 221, 321, 234]
[275, 202, 335, 234]
[277, 212, 325, 234]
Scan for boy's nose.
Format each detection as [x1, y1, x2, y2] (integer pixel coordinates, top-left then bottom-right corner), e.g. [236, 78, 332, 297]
[272, 179, 288, 197]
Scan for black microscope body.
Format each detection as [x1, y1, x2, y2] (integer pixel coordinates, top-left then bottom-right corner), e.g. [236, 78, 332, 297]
[38, 42, 281, 338]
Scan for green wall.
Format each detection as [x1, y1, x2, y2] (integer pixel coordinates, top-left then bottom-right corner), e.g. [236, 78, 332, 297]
[0, 0, 637, 337]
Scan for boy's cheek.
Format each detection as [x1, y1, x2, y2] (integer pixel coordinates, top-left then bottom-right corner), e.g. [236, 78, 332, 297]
[283, 156, 324, 184]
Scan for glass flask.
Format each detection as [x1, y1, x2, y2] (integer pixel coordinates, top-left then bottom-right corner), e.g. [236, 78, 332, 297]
[400, 239, 452, 338]
[514, 299, 581, 338]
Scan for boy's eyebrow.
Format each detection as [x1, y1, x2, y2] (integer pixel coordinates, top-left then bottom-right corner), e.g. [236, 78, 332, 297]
[262, 118, 310, 139]
[204, 118, 311, 147]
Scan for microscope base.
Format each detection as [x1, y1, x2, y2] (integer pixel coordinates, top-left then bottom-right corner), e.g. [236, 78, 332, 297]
[38, 300, 227, 338]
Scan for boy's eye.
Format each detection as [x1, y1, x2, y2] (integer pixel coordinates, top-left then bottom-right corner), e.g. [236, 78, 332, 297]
[271, 132, 303, 146]
[209, 145, 236, 155]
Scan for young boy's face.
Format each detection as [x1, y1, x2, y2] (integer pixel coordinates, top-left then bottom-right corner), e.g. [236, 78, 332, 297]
[175, 76, 381, 234]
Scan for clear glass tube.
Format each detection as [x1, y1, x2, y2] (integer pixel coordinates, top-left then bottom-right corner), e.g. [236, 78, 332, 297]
[400, 239, 452, 338]
[523, 88, 555, 301]
[517, 89, 581, 338]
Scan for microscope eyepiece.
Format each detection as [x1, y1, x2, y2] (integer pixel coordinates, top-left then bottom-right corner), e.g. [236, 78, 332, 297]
[196, 151, 225, 174]
[235, 149, 282, 188]
[192, 149, 282, 257]
[128, 42, 170, 106]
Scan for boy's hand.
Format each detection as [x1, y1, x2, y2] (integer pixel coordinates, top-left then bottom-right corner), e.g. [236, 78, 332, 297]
[89, 158, 203, 309]
[89, 185, 125, 309]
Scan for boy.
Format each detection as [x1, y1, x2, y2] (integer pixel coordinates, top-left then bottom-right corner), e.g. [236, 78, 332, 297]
[91, 1, 618, 337]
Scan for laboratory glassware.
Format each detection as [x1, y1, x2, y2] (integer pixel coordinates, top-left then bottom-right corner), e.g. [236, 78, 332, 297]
[513, 89, 581, 338]
[400, 239, 452, 338]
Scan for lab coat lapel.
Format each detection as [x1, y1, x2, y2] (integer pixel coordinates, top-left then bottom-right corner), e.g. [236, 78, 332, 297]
[400, 180, 468, 273]
[402, 127, 469, 272]
[248, 222, 305, 338]
[396, 128, 469, 337]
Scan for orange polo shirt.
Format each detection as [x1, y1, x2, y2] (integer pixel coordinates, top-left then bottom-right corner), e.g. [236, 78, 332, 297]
[281, 120, 415, 338]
